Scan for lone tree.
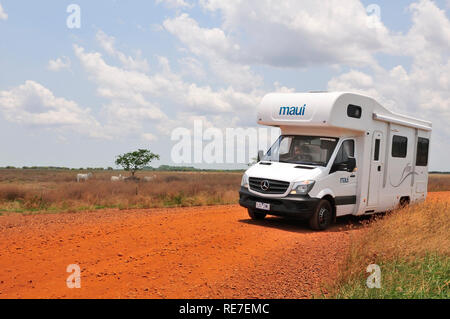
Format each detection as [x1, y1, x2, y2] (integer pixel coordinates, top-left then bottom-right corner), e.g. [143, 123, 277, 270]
[115, 149, 160, 177]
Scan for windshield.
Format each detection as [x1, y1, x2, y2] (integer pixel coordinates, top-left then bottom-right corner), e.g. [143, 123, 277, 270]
[263, 135, 339, 166]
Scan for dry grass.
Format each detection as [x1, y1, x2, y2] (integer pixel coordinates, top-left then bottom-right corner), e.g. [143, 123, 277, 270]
[329, 193, 450, 298]
[0, 169, 241, 214]
[0, 170, 448, 215]
[428, 174, 450, 192]
[344, 195, 449, 267]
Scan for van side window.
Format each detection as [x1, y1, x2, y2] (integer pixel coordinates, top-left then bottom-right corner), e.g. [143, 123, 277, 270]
[334, 140, 355, 164]
[416, 137, 429, 166]
[347, 105, 362, 119]
[392, 135, 407, 158]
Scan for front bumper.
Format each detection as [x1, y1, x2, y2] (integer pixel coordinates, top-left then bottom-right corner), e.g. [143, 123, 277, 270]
[238, 187, 319, 220]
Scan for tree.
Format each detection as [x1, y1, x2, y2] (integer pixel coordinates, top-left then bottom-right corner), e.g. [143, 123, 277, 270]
[115, 149, 160, 177]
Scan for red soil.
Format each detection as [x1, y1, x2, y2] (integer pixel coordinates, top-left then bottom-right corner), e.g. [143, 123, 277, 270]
[0, 201, 385, 299]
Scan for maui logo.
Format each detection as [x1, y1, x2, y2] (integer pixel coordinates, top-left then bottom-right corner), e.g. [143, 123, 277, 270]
[340, 177, 349, 184]
[279, 104, 306, 116]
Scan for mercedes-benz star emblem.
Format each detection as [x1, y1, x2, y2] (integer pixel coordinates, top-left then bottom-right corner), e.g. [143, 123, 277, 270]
[260, 180, 270, 191]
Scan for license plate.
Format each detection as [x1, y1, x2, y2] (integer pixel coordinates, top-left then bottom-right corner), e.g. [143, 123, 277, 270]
[256, 202, 270, 211]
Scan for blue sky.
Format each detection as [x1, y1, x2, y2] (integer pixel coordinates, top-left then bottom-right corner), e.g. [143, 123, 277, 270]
[0, 0, 449, 170]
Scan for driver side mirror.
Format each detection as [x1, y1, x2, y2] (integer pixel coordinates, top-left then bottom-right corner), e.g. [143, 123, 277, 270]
[331, 157, 356, 173]
[257, 150, 264, 162]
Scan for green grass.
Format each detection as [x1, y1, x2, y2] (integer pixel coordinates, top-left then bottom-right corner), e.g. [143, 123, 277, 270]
[332, 254, 449, 299]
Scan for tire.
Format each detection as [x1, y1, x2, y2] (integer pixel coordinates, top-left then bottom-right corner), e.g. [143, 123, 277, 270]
[399, 197, 410, 208]
[309, 199, 333, 230]
[248, 208, 266, 220]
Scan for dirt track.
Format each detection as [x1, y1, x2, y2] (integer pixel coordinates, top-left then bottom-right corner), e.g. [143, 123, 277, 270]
[0, 202, 369, 299]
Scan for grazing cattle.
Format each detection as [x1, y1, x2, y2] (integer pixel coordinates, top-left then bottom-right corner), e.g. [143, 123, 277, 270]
[143, 175, 156, 182]
[76, 172, 92, 182]
[111, 174, 124, 182]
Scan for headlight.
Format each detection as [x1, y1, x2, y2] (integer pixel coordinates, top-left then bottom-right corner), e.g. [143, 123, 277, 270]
[291, 180, 315, 195]
[241, 173, 249, 187]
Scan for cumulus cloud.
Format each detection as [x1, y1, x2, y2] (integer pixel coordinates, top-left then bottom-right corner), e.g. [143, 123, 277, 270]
[142, 132, 157, 141]
[74, 44, 262, 133]
[198, 0, 393, 68]
[0, 81, 105, 138]
[96, 30, 150, 72]
[328, 0, 450, 169]
[48, 57, 71, 72]
[179, 56, 206, 79]
[74, 44, 165, 114]
[163, 13, 263, 90]
[0, 4, 7, 20]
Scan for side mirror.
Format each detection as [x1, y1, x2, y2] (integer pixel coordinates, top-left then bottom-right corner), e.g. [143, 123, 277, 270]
[257, 150, 264, 162]
[330, 157, 356, 173]
[347, 157, 356, 172]
[331, 162, 347, 173]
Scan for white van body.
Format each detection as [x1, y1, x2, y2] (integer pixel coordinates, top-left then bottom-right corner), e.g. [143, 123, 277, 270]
[239, 92, 432, 230]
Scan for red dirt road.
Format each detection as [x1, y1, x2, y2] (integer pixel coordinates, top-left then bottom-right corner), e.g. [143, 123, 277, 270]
[1, 203, 366, 299]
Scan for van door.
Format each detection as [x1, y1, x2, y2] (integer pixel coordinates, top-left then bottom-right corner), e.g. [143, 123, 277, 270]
[368, 131, 383, 207]
[330, 139, 357, 216]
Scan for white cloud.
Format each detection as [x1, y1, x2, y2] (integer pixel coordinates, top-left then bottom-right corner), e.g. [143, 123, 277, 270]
[142, 133, 157, 141]
[179, 56, 206, 79]
[273, 82, 296, 93]
[328, 0, 450, 169]
[0, 81, 105, 138]
[96, 30, 150, 72]
[48, 57, 71, 72]
[163, 14, 238, 59]
[74, 44, 261, 125]
[400, 0, 450, 61]
[155, 0, 192, 9]
[0, 4, 7, 20]
[163, 13, 262, 90]
[198, 0, 393, 68]
[74, 45, 165, 112]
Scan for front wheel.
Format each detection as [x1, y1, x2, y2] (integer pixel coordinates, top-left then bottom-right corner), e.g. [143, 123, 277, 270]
[309, 199, 333, 230]
[248, 209, 266, 220]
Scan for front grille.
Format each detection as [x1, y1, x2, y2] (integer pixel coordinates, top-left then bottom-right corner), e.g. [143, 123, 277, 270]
[249, 177, 290, 194]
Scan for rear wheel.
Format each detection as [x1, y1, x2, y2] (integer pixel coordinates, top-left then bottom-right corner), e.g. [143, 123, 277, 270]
[248, 209, 266, 220]
[309, 199, 333, 230]
[399, 197, 410, 208]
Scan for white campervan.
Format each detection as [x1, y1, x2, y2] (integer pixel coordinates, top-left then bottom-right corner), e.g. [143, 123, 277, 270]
[239, 92, 432, 230]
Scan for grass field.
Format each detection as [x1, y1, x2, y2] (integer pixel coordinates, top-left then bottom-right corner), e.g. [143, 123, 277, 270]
[428, 174, 450, 192]
[328, 192, 449, 299]
[0, 169, 448, 215]
[0, 169, 241, 214]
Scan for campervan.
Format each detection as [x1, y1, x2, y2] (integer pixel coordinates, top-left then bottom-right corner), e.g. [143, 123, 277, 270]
[239, 92, 432, 230]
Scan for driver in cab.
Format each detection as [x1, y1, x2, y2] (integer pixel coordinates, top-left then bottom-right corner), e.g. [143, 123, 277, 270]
[291, 144, 312, 162]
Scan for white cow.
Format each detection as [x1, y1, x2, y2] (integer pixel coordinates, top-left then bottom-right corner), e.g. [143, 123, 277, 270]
[143, 175, 157, 182]
[77, 172, 92, 182]
[111, 174, 124, 182]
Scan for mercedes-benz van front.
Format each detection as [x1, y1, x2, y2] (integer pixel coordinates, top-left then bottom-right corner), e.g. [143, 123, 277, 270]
[239, 134, 357, 230]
